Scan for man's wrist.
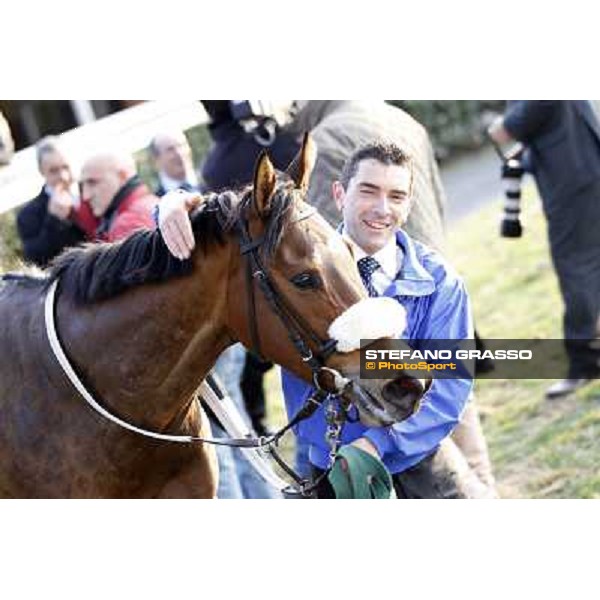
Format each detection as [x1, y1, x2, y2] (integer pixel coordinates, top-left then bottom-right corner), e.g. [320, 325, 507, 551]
[351, 437, 381, 458]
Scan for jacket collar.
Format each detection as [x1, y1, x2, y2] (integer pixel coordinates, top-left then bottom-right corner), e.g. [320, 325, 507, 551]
[383, 229, 435, 298]
[96, 175, 142, 239]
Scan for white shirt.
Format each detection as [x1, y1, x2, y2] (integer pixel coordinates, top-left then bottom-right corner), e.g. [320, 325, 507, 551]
[158, 170, 199, 193]
[342, 230, 404, 295]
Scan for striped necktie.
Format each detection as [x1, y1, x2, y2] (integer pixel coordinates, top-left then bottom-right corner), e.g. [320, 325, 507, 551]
[357, 256, 380, 297]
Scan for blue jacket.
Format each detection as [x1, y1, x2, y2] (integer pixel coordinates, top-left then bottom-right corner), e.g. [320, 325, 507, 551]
[281, 229, 474, 474]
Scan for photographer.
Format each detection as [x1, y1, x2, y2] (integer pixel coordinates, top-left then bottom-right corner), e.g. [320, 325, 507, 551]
[489, 101, 600, 398]
[201, 101, 299, 191]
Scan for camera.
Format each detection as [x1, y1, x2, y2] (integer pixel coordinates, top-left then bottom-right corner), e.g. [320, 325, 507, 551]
[229, 101, 283, 147]
[500, 153, 525, 238]
[201, 100, 297, 148]
[485, 116, 525, 238]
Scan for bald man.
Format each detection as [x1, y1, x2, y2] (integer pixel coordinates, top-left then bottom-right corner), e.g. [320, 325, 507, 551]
[80, 151, 157, 242]
[149, 131, 199, 197]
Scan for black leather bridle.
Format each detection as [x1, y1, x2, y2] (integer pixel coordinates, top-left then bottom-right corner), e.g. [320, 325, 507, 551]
[229, 196, 353, 397]
[216, 194, 358, 496]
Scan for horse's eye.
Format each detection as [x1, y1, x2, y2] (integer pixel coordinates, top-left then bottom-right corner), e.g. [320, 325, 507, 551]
[291, 272, 322, 290]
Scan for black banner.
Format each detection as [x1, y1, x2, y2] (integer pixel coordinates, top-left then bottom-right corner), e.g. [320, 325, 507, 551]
[359, 339, 600, 379]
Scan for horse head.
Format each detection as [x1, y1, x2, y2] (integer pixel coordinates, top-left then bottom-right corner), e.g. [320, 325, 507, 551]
[213, 134, 425, 427]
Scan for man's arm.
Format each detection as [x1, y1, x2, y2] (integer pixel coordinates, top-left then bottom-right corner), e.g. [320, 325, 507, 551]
[362, 267, 474, 470]
[155, 190, 203, 259]
[489, 101, 558, 146]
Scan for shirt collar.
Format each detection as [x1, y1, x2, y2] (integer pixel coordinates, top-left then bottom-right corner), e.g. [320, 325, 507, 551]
[95, 175, 141, 238]
[158, 170, 198, 193]
[346, 233, 399, 280]
[387, 229, 435, 297]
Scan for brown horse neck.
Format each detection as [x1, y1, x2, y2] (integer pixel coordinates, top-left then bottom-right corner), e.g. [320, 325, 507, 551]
[55, 241, 235, 432]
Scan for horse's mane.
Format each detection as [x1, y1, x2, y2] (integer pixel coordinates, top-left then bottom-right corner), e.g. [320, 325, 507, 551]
[43, 182, 297, 304]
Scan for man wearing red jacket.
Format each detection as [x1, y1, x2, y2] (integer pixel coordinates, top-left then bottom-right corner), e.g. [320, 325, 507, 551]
[80, 150, 156, 242]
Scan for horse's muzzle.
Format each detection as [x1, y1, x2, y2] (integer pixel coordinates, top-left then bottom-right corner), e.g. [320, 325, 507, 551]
[344, 375, 425, 428]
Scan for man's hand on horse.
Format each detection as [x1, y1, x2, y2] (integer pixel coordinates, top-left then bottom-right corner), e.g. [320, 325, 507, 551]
[158, 190, 202, 260]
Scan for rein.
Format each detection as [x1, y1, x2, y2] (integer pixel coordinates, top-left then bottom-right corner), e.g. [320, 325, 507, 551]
[44, 279, 262, 447]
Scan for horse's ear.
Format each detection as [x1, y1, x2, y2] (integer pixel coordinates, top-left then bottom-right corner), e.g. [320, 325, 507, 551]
[253, 150, 277, 216]
[285, 132, 317, 192]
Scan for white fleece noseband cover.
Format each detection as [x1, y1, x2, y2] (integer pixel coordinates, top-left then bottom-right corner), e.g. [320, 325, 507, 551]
[328, 297, 407, 353]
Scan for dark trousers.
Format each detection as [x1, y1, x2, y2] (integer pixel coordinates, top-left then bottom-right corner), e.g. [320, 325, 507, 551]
[312, 449, 466, 499]
[240, 352, 273, 432]
[544, 181, 600, 378]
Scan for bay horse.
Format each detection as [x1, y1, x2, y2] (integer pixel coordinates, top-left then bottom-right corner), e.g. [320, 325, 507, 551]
[0, 137, 423, 498]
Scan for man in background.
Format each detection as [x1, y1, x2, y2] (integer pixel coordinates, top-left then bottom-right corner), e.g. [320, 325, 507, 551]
[149, 131, 199, 197]
[80, 150, 156, 242]
[489, 101, 600, 399]
[284, 101, 497, 495]
[17, 136, 97, 267]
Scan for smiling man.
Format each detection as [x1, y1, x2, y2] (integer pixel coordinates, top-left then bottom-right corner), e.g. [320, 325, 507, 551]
[281, 142, 476, 498]
[333, 145, 414, 255]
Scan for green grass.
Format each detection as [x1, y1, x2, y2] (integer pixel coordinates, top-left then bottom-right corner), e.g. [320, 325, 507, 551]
[446, 185, 600, 498]
[0, 209, 23, 271]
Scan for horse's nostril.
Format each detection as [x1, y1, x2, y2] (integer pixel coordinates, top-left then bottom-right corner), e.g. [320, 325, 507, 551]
[383, 376, 423, 398]
[381, 376, 424, 417]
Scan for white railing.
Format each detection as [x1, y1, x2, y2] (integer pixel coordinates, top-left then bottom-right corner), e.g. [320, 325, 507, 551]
[0, 101, 208, 215]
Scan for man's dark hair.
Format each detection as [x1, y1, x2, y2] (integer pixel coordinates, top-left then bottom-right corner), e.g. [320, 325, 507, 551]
[339, 142, 414, 191]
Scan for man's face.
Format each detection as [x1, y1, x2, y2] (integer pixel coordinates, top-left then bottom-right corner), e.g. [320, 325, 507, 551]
[333, 159, 413, 255]
[154, 133, 193, 181]
[40, 150, 73, 190]
[80, 160, 125, 217]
